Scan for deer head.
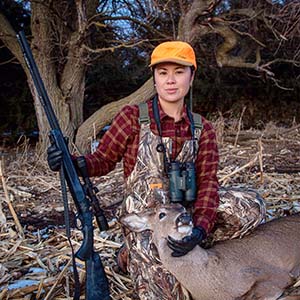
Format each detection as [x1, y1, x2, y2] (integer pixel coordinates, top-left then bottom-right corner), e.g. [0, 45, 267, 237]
[120, 204, 193, 242]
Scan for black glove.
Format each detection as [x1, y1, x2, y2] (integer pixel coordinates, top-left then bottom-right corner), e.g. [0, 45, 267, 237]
[167, 226, 206, 257]
[47, 143, 63, 171]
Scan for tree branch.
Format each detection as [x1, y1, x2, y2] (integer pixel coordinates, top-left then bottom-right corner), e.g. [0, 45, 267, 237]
[178, 0, 212, 41]
[0, 12, 28, 73]
[87, 15, 169, 39]
[82, 39, 148, 53]
[76, 77, 156, 153]
[209, 19, 261, 69]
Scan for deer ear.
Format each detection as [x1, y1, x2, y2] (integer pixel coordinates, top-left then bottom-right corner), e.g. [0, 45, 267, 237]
[119, 213, 150, 232]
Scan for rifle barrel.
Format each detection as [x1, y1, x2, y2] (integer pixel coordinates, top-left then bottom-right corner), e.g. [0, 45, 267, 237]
[17, 30, 110, 300]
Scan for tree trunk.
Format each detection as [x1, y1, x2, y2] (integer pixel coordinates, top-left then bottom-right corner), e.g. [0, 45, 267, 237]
[30, 1, 86, 149]
[76, 77, 155, 153]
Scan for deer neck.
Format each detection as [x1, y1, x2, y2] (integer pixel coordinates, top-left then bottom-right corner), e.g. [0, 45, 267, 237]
[156, 238, 209, 269]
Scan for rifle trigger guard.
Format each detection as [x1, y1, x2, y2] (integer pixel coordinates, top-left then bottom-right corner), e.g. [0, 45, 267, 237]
[75, 213, 83, 230]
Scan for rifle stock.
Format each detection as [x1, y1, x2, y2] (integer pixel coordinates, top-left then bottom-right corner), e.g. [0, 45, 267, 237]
[17, 31, 110, 300]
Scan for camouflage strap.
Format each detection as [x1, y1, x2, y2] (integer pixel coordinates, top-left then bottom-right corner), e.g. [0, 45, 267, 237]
[138, 102, 150, 124]
[192, 112, 203, 130]
[138, 101, 203, 132]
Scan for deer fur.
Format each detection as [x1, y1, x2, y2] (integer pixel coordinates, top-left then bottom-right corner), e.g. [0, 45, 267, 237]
[120, 204, 300, 300]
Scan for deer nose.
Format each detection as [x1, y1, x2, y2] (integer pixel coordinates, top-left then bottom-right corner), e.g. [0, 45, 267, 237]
[176, 213, 192, 226]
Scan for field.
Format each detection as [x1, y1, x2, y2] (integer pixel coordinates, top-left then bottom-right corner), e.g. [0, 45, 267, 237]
[1, 120, 300, 299]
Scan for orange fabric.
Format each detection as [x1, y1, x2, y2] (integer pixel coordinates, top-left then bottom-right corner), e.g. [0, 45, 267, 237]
[150, 41, 197, 69]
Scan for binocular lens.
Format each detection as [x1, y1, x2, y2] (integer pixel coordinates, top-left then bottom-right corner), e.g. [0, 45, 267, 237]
[167, 161, 197, 203]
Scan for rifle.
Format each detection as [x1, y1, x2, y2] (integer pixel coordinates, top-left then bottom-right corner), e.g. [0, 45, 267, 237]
[17, 31, 110, 300]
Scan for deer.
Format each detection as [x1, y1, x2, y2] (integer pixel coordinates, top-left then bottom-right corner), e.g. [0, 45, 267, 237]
[120, 204, 300, 300]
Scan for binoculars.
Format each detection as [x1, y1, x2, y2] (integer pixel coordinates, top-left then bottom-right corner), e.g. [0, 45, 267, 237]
[167, 161, 197, 203]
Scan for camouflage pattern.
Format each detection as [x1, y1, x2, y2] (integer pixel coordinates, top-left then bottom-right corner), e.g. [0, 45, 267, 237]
[196, 187, 267, 249]
[212, 187, 266, 242]
[121, 119, 200, 300]
[123, 125, 201, 215]
[120, 113, 266, 300]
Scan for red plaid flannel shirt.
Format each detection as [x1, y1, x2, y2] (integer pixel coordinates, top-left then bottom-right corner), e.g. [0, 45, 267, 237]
[85, 99, 219, 233]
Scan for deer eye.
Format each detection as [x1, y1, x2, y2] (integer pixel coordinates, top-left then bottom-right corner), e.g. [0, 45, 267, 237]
[159, 212, 166, 219]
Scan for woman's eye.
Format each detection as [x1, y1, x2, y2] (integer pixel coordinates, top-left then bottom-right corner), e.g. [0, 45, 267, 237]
[159, 212, 166, 219]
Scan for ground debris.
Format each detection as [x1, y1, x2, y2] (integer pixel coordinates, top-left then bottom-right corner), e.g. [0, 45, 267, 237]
[0, 121, 299, 299]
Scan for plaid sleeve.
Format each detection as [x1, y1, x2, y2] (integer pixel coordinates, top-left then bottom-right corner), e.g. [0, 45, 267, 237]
[85, 105, 136, 177]
[193, 117, 219, 234]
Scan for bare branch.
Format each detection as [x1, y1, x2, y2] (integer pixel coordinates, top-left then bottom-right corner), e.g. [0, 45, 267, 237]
[261, 58, 300, 68]
[0, 13, 27, 72]
[270, 77, 294, 91]
[230, 26, 266, 48]
[76, 0, 88, 34]
[82, 39, 148, 53]
[88, 15, 169, 39]
[87, 21, 106, 29]
[0, 56, 18, 65]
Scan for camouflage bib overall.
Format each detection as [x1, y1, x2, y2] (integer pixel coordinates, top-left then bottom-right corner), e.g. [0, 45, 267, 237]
[121, 103, 202, 300]
[120, 102, 266, 300]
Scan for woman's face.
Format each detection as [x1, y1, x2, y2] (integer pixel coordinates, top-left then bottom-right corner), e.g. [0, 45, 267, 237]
[154, 62, 194, 105]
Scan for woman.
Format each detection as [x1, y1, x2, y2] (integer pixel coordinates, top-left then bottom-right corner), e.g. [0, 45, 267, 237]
[48, 41, 220, 299]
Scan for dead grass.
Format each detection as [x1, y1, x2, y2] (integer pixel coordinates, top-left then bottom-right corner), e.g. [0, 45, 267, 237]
[0, 118, 300, 299]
